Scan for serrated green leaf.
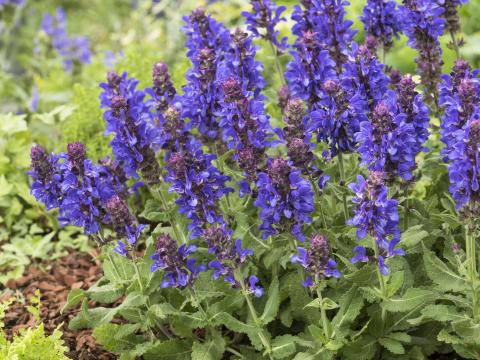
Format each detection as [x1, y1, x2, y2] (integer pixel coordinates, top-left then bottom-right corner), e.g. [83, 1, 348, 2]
[87, 283, 122, 303]
[143, 339, 192, 360]
[387, 332, 411, 343]
[148, 303, 178, 320]
[383, 288, 435, 313]
[61, 288, 85, 313]
[423, 246, 467, 291]
[260, 276, 280, 325]
[191, 337, 225, 360]
[210, 312, 257, 334]
[400, 225, 429, 248]
[271, 335, 296, 359]
[379, 337, 404, 354]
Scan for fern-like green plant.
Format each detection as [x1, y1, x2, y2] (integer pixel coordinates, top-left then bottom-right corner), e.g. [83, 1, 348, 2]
[0, 290, 69, 360]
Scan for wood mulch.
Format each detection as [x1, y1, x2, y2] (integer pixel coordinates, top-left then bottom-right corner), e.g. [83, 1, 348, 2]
[1, 249, 116, 360]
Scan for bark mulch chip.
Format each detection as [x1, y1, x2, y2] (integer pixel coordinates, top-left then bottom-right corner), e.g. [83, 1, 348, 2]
[2, 249, 116, 360]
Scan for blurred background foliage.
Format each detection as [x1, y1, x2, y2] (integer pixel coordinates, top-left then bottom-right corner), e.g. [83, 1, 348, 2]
[0, 0, 480, 284]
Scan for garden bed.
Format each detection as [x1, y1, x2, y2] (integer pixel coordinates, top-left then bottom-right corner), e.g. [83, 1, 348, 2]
[2, 249, 115, 359]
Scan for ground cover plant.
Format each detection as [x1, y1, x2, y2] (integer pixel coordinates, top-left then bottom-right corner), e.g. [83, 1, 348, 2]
[2, 0, 480, 359]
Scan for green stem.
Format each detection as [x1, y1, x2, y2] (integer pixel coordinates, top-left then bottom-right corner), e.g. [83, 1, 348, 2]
[465, 224, 478, 318]
[403, 184, 410, 231]
[309, 175, 327, 229]
[337, 152, 349, 222]
[235, 269, 274, 360]
[188, 287, 208, 320]
[315, 284, 331, 340]
[226, 346, 245, 358]
[373, 243, 387, 332]
[450, 30, 460, 59]
[269, 42, 286, 85]
[152, 186, 185, 244]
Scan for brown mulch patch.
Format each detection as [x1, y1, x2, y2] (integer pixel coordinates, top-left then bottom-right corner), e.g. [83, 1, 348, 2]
[2, 249, 116, 360]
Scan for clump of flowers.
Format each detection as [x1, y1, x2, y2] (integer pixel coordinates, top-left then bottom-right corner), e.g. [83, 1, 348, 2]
[440, 59, 480, 212]
[41, 7, 91, 72]
[165, 137, 233, 238]
[242, 0, 288, 53]
[29, 142, 142, 245]
[291, 234, 341, 287]
[255, 158, 314, 241]
[400, 0, 445, 105]
[181, 8, 230, 141]
[360, 0, 402, 52]
[204, 225, 261, 296]
[348, 171, 404, 275]
[99, 71, 161, 185]
[151, 234, 205, 288]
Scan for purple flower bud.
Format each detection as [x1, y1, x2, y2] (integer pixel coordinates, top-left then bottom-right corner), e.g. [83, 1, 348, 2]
[110, 95, 128, 115]
[105, 195, 134, 233]
[287, 138, 313, 170]
[291, 234, 341, 285]
[452, 242, 461, 253]
[278, 85, 291, 113]
[222, 78, 244, 103]
[167, 152, 187, 178]
[268, 158, 291, 189]
[30, 145, 53, 183]
[67, 142, 87, 175]
[107, 71, 122, 89]
[237, 148, 257, 182]
[151, 62, 176, 112]
[284, 98, 305, 128]
[151, 234, 205, 289]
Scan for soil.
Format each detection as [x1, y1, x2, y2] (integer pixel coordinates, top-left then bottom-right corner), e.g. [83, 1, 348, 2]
[2, 249, 116, 360]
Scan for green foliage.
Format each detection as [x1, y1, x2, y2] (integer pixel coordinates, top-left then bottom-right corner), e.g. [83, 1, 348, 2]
[0, 292, 69, 360]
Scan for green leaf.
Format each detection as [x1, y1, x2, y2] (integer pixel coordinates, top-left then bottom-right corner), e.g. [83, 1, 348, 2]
[87, 283, 122, 303]
[210, 312, 257, 334]
[69, 293, 146, 330]
[386, 332, 411, 343]
[408, 304, 465, 325]
[386, 271, 404, 298]
[140, 199, 169, 222]
[61, 289, 85, 313]
[271, 335, 296, 359]
[143, 339, 192, 360]
[148, 303, 178, 320]
[191, 337, 225, 360]
[400, 225, 429, 248]
[383, 288, 435, 313]
[423, 246, 467, 291]
[379, 337, 404, 354]
[260, 276, 280, 325]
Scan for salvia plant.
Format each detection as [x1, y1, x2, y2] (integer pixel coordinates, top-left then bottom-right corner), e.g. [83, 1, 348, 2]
[28, 0, 480, 359]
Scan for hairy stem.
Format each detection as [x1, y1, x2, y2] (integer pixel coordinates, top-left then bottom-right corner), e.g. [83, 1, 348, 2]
[315, 283, 331, 340]
[235, 269, 274, 359]
[450, 30, 460, 59]
[465, 224, 478, 318]
[373, 243, 387, 332]
[269, 42, 286, 85]
[337, 152, 349, 222]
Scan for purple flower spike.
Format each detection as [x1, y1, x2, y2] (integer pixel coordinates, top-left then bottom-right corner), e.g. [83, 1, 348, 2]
[361, 0, 402, 51]
[291, 234, 341, 286]
[165, 139, 233, 238]
[203, 225, 255, 286]
[400, 0, 445, 102]
[255, 158, 314, 240]
[242, 0, 288, 53]
[41, 7, 91, 72]
[151, 234, 205, 289]
[99, 71, 161, 185]
[348, 171, 403, 275]
[181, 8, 231, 141]
[29, 145, 62, 210]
